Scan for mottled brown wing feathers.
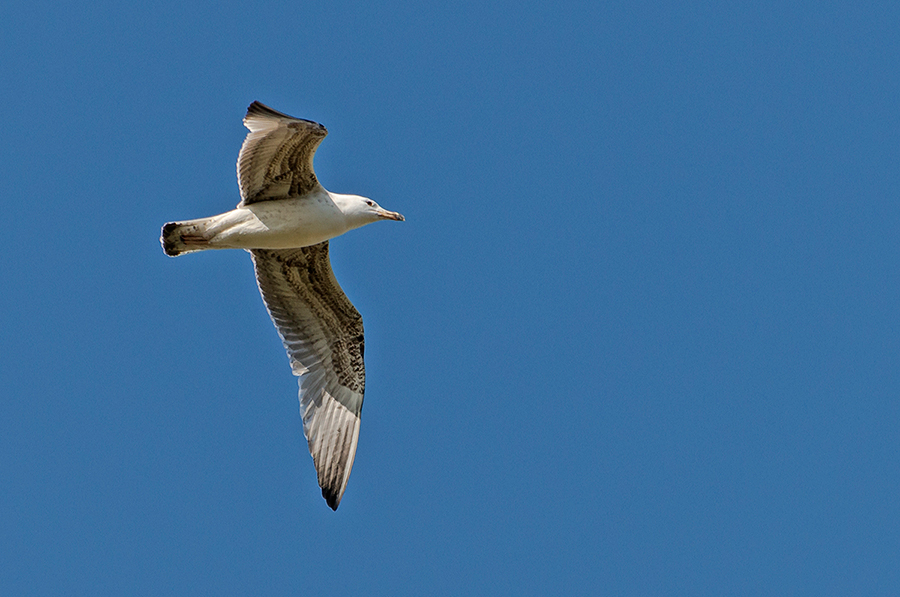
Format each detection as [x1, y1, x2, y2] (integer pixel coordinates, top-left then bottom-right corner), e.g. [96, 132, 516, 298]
[250, 243, 365, 510]
[237, 101, 328, 205]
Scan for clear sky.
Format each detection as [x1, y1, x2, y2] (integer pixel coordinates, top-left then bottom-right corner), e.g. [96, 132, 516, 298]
[2, 0, 899, 594]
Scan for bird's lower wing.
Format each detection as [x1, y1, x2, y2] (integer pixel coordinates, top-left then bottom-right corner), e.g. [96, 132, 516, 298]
[250, 243, 365, 509]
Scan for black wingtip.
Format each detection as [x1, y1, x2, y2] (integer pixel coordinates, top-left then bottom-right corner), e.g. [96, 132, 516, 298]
[246, 100, 293, 120]
[324, 492, 340, 511]
[244, 101, 327, 132]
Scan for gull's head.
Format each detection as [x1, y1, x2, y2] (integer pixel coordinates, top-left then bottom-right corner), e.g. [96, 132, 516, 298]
[334, 193, 405, 229]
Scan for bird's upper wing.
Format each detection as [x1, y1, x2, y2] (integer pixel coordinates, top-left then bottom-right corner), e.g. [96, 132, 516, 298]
[250, 243, 365, 510]
[237, 101, 328, 205]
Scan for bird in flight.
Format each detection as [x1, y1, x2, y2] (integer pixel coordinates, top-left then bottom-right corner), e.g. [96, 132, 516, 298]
[161, 101, 404, 509]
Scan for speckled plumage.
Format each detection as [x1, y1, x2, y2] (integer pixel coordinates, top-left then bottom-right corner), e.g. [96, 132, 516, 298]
[161, 101, 403, 510]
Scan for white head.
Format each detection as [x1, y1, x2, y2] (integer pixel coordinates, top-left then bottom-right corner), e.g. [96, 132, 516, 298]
[332, 193, 405, 230]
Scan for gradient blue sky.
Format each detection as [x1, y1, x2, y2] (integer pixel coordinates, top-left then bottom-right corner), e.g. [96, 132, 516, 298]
[3, 1, 899, 594]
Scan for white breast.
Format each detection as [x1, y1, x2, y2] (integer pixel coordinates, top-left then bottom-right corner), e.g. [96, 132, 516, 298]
[205, 191, 351, 250]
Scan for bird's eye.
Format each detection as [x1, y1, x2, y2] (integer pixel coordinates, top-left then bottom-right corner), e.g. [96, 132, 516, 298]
[366, 200, 375, 207]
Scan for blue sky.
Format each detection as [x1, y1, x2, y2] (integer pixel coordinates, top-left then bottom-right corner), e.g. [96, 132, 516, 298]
[2, 0, 899, 594]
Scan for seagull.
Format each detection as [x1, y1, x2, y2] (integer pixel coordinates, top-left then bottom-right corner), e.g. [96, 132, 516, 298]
[161, 101, 404, 510]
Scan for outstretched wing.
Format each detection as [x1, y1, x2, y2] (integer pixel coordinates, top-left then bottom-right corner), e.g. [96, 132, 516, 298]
[237, 101, 328, 205]
[250, 243, 365, 510]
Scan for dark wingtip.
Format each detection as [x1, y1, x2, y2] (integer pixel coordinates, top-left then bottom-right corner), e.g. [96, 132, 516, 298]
[244, 101, 327, 132]
[246, 100, 292, 119]
[323, 487, 341, 511]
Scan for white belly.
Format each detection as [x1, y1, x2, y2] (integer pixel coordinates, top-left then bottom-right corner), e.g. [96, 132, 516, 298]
[204, 194, 349, 250]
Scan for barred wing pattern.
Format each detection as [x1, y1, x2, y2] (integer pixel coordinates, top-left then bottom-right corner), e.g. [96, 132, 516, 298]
[238, 101, 328, 205]
[250, 243, 365, 510]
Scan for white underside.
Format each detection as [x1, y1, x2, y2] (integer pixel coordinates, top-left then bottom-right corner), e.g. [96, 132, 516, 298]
[197, 190, 351, 250]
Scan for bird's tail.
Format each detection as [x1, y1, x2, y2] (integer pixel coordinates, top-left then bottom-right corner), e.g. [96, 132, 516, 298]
[160, 219, 214, 257]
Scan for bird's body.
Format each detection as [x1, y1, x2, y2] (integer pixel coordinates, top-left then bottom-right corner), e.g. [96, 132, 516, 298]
[161, 101, 403, 509]
[162, 190, 371, 254]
